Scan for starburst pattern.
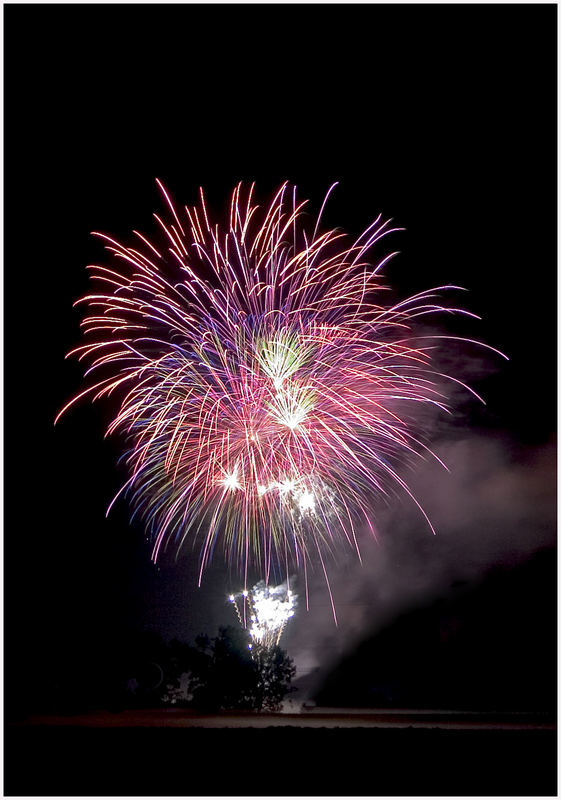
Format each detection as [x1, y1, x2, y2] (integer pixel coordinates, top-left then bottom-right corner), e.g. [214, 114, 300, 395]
[57, 181, 506, 609]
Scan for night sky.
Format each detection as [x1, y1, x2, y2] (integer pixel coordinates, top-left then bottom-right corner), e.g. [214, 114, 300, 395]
[5, 3, 556, 718]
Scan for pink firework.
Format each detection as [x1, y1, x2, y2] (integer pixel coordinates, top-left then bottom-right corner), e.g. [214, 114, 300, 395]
[56, 181, 505, 612]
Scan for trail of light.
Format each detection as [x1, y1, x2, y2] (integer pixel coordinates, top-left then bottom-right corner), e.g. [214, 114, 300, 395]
[229, 581, 297, 648]
[58, 181, 505, 609]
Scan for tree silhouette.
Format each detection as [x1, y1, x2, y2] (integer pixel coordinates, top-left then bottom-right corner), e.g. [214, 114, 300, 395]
[187, 626, 296, 712]
[112, 626, 296, 711]
[252, 641, 297, 711]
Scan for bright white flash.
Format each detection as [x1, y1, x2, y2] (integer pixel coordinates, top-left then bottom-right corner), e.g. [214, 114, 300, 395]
[271, 390, 311, 430]
[256, 476, 317, 517]
[230, 580, 297, 649]
[298, 489, 315, 512]
[284, 409, 308, 430]
[222, 470, 241, 491]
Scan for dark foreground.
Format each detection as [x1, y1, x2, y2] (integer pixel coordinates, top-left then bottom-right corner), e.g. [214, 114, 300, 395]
[6, 710, 557, 796]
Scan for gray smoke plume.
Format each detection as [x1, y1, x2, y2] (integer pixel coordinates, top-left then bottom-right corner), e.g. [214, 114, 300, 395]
[284, 431, 556, 697]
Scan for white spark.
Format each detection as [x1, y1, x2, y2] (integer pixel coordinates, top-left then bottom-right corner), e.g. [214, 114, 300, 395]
[298, 489, 315, 512]
[230, 580, 297, 649]
[222, 469, 241, 491]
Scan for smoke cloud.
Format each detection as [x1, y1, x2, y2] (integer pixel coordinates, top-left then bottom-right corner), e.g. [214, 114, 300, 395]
[285, 431, 556, 695]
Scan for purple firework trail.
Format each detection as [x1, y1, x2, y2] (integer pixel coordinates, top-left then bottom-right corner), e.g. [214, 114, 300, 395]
[57, 181, 506, 618]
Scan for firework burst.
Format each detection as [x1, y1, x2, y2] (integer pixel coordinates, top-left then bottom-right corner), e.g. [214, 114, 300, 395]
[57, 181, 506, 612]
[229, 581, 296, 649]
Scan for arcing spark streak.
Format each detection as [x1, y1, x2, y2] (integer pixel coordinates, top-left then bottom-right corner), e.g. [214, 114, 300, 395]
[57, 181, 506, 608]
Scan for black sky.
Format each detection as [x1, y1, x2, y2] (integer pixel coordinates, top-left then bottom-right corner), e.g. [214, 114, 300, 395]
[5, 4, 556, 715]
